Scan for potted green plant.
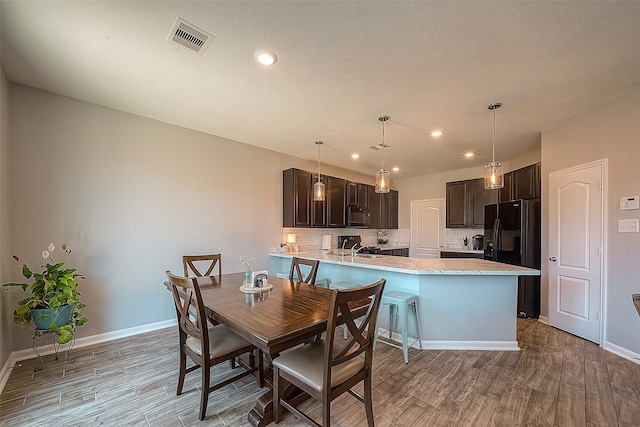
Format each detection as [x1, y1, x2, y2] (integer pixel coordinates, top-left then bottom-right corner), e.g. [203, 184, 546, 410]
[3, 242, 87, 344]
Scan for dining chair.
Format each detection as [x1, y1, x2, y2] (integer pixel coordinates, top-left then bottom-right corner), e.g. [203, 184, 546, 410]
[288, 257, 320, 285]
[166, 271, 263, 420]
[272, 278, 386, 427]
[183, 254, 222, 279]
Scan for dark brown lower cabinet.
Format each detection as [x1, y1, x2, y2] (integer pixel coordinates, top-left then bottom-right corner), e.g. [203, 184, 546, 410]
[380, 248, 409, 257]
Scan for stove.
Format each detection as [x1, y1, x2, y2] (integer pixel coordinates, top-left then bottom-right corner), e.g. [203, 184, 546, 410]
[337, 235, 361, 249]
[358, 246, 380, 254]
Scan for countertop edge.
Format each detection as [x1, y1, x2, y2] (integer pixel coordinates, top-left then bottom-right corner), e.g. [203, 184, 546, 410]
[270, 251, 540, 276]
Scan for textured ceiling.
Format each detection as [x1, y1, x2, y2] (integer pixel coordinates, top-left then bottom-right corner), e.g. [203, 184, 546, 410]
[2, 1, 640, 179]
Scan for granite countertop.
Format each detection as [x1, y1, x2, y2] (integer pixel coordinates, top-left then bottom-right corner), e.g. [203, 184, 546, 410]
[440, 248, 484, 254]
[270, 251, 539, 276]
[330, 245, 409, 251]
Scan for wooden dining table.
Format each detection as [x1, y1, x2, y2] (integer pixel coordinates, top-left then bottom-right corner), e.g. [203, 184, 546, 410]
[165, 271, 369, 426]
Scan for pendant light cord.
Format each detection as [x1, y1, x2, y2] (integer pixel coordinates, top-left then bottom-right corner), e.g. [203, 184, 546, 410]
[492, 105, 496, 164]
[317, 142, 321, 182]
[381, 119, 385, 170]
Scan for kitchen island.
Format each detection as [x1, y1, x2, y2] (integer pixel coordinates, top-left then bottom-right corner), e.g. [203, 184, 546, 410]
[269, 251, 540, 351]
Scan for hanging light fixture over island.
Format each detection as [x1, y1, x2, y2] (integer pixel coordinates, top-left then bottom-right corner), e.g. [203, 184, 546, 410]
[313, 140, 325, 201]
[485, 102, 504, 189]
[375, 115, 390, 193]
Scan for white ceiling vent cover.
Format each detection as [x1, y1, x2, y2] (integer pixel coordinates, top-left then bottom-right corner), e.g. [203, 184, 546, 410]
[167, 17, 214, 55]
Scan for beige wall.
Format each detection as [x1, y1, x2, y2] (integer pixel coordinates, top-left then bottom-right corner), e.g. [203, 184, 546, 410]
[1, 68, 12, 368]
[541, 85, 640, 353]
[3, 84, 371, 356]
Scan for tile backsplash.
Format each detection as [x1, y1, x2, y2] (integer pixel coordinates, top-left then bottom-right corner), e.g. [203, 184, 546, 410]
[278, 227, 481, 252]
[280, 228, 411, 251]
[445, 228, 483, 249]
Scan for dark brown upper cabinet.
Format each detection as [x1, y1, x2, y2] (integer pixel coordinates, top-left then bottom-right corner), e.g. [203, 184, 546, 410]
[513, 163, 539, 200]
[327, 176, 347, 227]
[446, 180, 468, 228]
[283, 168, 312, 227]
[499, 171, 513, 202]
[446, 163, 539, 228]
[311, 175, 328, 227]
[469, 178, 498, 228]
[347, 182, 369, 209]
[367, 187, 398, 229]
[283, 168, 397, 229]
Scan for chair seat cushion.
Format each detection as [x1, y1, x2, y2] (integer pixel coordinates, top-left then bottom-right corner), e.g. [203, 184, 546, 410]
[186, 324, 252, 359]
[273, 341, 364, 392]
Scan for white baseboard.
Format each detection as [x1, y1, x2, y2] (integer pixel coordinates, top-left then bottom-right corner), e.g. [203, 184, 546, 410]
[376, 328, 520, 351]
[537, 315, 549, 325]
[0, 319, 177, 394]
[603, 341, 640, 365]
[420, 340, 520, 351]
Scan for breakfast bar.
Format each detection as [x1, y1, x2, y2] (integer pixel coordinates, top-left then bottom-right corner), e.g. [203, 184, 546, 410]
[269, 251, 540, 351]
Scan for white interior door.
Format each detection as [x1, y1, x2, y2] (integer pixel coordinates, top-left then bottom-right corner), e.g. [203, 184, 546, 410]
[411, 198, 445, 258]
[548, 161, 605, 343]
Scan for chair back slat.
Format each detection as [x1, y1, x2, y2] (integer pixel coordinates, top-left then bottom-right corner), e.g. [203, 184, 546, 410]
[183, 254, 222, 278]
[166, 271, 207, 345]
[324, 279, 385, 379]
[288, 257, 320, 285]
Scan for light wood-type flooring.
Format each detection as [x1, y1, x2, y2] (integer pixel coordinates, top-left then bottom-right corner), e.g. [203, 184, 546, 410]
[1, 319, 640, 426]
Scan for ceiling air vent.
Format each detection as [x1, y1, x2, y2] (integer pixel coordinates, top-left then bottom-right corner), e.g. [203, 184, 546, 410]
[167, 17, 214, 55]
[369, 143, 391, 151]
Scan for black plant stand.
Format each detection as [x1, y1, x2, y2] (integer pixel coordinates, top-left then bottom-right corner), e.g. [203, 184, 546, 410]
[32, 328, 75, 372]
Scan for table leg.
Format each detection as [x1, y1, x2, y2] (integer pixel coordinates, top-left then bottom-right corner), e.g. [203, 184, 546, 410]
[247, 352, 310, 426]
[247, 383, 308, 427]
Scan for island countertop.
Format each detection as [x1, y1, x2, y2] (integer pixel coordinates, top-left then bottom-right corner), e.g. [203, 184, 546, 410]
[270, 250, 539, 276]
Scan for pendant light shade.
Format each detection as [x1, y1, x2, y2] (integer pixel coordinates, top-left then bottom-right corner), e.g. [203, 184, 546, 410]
[314, 141, 325, 201]
[485, 103, 504, 189]
[375, 115, 391, 193]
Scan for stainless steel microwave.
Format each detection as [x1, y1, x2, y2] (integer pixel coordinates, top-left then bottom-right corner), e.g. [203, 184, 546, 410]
[347, 207, 370, 228]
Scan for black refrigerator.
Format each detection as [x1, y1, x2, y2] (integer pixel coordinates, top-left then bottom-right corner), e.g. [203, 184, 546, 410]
[483, 199, 541, 318]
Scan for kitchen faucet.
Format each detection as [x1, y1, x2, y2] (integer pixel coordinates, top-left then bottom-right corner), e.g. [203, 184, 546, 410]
[351, 243, 365, 257]
[341, 239, 348, 261]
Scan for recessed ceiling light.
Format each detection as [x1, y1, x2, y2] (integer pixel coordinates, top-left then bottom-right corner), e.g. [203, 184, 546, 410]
[431, 130, 443, 137]
[254, 50, 277, 65]
[465, 152, 474, 158]
[351, 154, 360, 159]
[392, 167, 400, 172]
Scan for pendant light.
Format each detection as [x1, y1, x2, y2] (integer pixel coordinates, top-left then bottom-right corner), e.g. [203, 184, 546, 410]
[485, 103, 504, 189]
[375, 115, 390, 193]
[314, 140, 326, 201]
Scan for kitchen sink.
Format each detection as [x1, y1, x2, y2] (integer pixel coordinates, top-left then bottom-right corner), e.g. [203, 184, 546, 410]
[354, 253, 387, 259]
[325, 252, 387, 260]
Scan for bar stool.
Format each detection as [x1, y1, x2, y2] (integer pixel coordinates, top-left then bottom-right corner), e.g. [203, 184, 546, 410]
[374, 291, 422, 364]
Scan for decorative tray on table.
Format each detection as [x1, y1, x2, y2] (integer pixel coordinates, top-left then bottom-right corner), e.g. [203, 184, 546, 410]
[239, 283, 273, 293]
[239, 270, 272, 293]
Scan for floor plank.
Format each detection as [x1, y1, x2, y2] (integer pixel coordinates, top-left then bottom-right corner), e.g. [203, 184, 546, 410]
[1, 319, 640, 426]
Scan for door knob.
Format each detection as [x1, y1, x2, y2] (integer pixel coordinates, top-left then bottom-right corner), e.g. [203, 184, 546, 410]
[549, 257, 557, 262]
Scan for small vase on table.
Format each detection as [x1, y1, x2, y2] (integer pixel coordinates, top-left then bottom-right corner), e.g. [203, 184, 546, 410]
[244, 268, 252, 288]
